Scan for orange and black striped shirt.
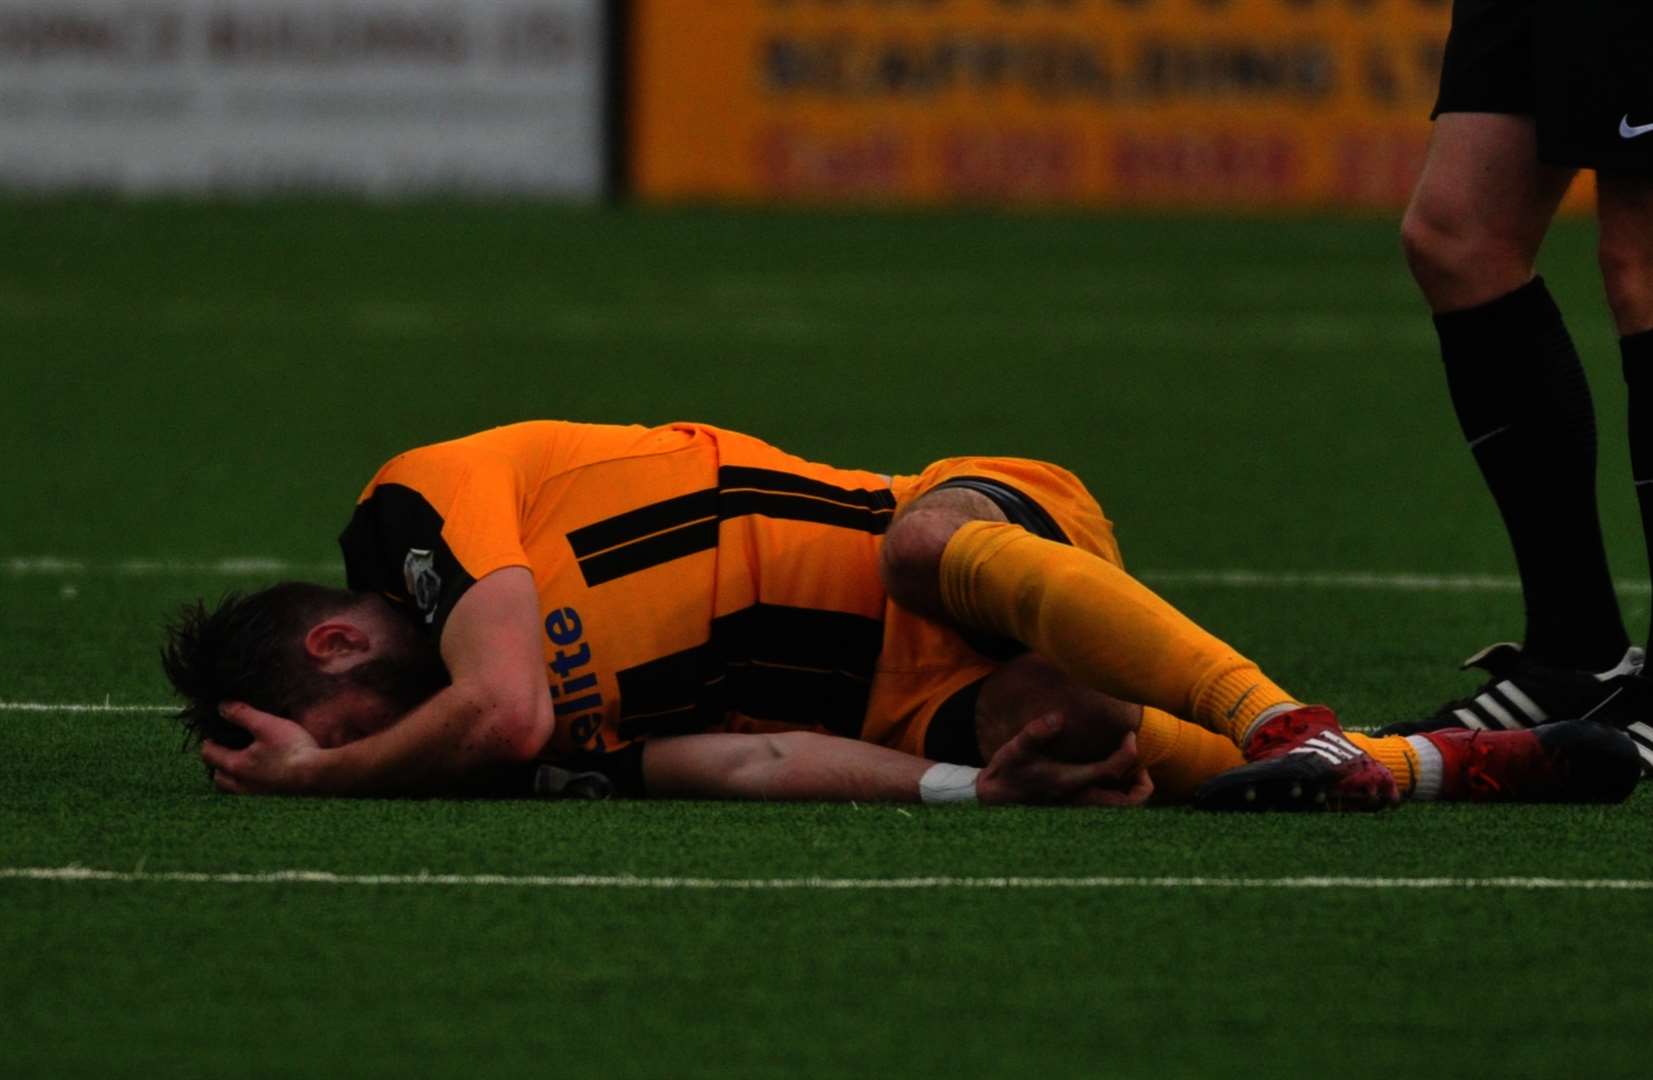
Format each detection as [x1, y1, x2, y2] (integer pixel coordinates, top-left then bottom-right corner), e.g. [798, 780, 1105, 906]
[337, 421, 902, 763]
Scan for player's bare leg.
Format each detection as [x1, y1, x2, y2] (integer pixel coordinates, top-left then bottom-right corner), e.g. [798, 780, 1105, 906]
[880, 486, 1006, 618]
[880, 488, 1401, 808]
[1598, 173, 1653, 335]
[1401, 113, 1575, 312]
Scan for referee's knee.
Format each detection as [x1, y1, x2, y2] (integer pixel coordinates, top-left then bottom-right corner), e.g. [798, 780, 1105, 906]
[1599, 235, 1653, 335]
[1400, 206, 1535, 310]
[1401, 184, 1540, 309]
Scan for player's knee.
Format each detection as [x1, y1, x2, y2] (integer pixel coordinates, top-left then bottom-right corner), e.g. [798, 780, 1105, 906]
[1400, 202, 1534, 308]
[1598, 236, 1653, 333]
[1399, 207, 1469, 294]
[1398, 204, 1442, 276]
[880, 508, 966, 616]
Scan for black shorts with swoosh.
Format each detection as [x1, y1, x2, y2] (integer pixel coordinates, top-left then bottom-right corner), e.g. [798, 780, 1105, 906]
[1433, 0, 1653, 172]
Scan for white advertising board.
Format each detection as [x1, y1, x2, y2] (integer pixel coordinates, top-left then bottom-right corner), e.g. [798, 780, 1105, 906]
[0, 1, 605, 196]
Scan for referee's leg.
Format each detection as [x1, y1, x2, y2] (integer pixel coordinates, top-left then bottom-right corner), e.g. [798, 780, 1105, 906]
[1603, 174, 1653, 672]
[1400, 113, 1574, 310]
[1397, 113, 1629, 673]
[1597, 174, 1653, 336]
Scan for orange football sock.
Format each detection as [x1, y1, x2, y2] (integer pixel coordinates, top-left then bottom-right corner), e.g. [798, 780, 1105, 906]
[1134, 708, 1245, 801]
[1345, 731, 1420, 796]
[939, 521, 1297, 745]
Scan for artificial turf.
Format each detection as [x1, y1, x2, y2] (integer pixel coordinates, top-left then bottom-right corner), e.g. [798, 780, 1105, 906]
[3, 200, 1651, 1079]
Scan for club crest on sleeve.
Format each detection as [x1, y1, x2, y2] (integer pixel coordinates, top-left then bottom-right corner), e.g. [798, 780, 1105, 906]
[403, 548, 442, 622]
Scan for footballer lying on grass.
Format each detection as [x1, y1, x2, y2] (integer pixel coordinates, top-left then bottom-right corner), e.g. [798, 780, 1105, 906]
[162, 421, 1643, 810]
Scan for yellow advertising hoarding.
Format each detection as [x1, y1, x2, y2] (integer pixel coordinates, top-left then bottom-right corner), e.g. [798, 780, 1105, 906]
[632, 0, 1582, 209]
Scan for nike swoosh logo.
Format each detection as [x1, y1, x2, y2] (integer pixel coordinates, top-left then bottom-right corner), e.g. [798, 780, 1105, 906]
[1620, 116, 1653, 139]
[1225, 684, 1258, 721]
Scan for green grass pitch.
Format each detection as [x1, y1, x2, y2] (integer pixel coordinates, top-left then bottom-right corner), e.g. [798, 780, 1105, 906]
[2, 201, 1651, 1079]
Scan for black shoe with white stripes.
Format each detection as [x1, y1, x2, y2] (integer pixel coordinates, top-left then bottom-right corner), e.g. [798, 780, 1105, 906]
[1375, 642, 1653, 774]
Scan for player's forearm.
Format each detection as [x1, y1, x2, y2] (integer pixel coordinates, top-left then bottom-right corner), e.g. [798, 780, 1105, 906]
[643, 731, 961, 803]
[315, 684, 552, 795]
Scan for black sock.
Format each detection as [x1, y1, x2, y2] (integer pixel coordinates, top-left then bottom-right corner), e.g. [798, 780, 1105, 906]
[1434, 276, 1629, 669]
[1622, 328, 1653, 654]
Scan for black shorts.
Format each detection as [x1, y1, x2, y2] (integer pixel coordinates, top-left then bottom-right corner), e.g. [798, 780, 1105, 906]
[1433, 0, 1653, 171]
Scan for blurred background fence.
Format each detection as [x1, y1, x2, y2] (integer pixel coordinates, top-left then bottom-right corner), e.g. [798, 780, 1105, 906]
[0, 0, 1593, 208]
[0, 1, 609, 197]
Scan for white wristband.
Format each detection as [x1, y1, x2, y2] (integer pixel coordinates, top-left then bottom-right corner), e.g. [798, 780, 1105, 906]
[919, 763, 981, 805]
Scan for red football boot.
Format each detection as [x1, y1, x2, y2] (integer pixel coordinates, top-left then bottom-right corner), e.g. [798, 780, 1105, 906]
[1194, 705, 1399, 812]
[1421, 720, 1641, 803]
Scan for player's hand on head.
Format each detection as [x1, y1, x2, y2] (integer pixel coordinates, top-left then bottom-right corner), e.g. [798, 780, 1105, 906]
[1071, 733, 1153, 808]
[978, 715, 1153, 808]
[199, 702, 322, 796]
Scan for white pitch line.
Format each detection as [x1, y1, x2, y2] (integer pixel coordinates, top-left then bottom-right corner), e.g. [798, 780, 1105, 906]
[3, 557, 338, 576]
[4, 557, 1649, 594]
[1, 867, 1649, 891]
[0, 702, 172, 714]
[1139, 569, 1653, 594]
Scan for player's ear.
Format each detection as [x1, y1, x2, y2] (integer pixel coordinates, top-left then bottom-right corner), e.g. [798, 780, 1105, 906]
[303, 619, 372, 669]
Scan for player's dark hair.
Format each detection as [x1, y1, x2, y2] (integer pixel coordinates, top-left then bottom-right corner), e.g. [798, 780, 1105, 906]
[160, 582, 362, 749]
